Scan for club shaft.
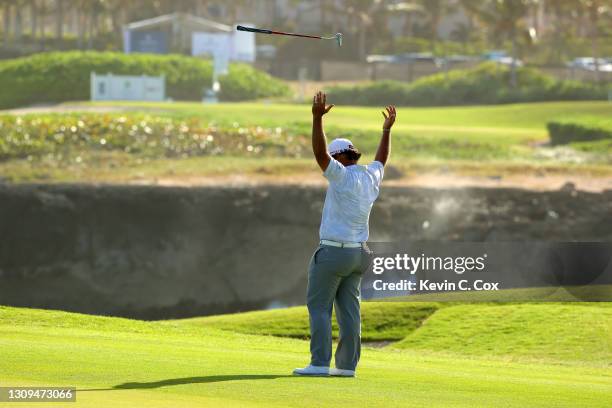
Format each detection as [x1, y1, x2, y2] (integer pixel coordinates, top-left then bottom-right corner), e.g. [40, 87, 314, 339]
[269, 30, 322, 40]
[237, 25, 322, 40]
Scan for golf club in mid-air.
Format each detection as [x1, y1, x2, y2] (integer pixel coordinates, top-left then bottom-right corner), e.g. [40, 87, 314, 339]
[237, 25, 343, 47]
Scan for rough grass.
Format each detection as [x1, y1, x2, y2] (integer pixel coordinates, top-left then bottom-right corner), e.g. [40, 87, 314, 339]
[1, 101, 610, 183]
[3, 154, 612, 184]
[1, 305, 610, 408]
[177, 302, 440, 342]
[176, 301, 612, 366]
[393, 303, 612, 365]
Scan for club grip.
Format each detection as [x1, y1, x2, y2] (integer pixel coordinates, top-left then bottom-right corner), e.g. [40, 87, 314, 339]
[236, 25, 272, 35]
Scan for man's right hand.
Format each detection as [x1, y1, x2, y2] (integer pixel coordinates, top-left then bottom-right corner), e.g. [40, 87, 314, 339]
[312, 91, 334, 118]
[382, 105, 397, 129]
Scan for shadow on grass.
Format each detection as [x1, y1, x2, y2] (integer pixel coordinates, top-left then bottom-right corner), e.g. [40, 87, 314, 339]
[79, 374, 294, 391]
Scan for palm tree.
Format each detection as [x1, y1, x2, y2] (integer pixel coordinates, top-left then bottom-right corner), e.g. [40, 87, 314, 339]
[103, 0, 127, 35]
[86, 0, 106, 49]
[385, 2, 425, 38]
[344, 0, 373, 60]
[1, 0, 12, 48]
[471, 0, 534, 87]
[578, 0, 609, 81]
[458, 0, 487, 19]
[450, 22, 473, 50]
[225, 0, 249, 24]
[341, 0, 394, 61]
[542, 0, 581, 64]
[37, 0, 46, 49]
[55, 0, 65, 41]
[12, 0, 26, 46]
[29, 0, 38, 42]
[458, 0, 486, 39]
[418, 0, 456, 45]
[71, 0, 83, 48]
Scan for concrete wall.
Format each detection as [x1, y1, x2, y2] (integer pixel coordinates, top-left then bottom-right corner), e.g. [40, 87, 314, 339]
[1, 184, 611, 319]
[540, 67, 612, 83]
[316, 61, 610, 83]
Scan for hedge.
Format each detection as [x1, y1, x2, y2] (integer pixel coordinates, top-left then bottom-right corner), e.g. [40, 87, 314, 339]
[0, 51, 290, 109]
[326, 62, 608, 106]
[547, 116, 612, 145]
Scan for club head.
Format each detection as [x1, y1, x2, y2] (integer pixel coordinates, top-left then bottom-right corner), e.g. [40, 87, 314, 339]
[336, 33, 343, 47]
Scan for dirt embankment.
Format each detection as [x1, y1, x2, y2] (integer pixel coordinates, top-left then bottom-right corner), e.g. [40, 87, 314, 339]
[1, 184, 611, 319]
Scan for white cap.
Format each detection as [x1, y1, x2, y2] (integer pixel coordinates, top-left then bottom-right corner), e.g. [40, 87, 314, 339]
[328, 138, 356, 156]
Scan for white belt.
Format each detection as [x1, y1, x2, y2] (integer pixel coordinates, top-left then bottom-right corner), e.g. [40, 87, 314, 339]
[320, 239, 364, 248]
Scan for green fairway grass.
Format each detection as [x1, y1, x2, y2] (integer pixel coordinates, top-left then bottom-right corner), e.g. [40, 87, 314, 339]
[1, 305, 610, 408]
[81, 101, 612, 158]
[83, 100, 612, 131]
[1, 101, 610, 183]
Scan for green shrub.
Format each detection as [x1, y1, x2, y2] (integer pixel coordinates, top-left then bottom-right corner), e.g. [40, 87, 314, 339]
[326, 63, 608, 106]
[373, 37, 486, 56]
[547, 116, 612, 145]
[217, 62, 290, 101]
[0, 51, 289, 109]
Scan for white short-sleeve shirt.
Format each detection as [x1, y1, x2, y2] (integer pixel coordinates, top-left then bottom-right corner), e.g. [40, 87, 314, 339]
[319, 159, 384, 243]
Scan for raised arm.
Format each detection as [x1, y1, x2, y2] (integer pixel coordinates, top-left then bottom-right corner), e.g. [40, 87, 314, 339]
[311, 91, 335, 171]
[374, 105, 396, 166]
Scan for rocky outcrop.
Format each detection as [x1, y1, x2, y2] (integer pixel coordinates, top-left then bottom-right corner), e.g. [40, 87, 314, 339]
[1, 184, 610, 319]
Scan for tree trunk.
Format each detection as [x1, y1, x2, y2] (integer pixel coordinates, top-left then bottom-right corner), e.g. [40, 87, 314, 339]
[30, 0, 38, 40]
[320, 0, 326, 30]
[55, 0, 64, 41]
[430, 18, 438, 46]
[87, 8, 94, 50]
[93, 6, 99, 43]
[38, 0, 45, 50]
[77, 10, 84, 49]
[198, 0, 210, 19]
[3, 3, 12, 48]
[589, 3, 600, 82]
[358, 18, 367, 61]
[228, 3, 237, 24]
[591, 34, 600, 82]
[510, 28, 518, 88]
[428, 2, 441, 48]
[110, 7, 120, 33]
[14, 3, 23, 44]
[552, 3, 563, 64]
[403, 13, 414, 37]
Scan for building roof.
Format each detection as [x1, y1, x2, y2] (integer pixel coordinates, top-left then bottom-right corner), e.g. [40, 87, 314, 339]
[125, 12, 232, 33]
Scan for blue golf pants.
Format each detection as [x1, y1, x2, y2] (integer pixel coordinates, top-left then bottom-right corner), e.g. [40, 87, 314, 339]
[307, 244, 366, 371]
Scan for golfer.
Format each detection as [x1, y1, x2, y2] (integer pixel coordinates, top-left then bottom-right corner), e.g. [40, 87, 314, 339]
[294, 92, 396, 377]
